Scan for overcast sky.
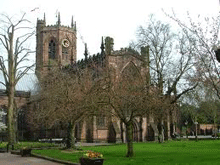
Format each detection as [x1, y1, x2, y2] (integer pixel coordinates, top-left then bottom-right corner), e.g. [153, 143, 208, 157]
[0, 0, 220, 61]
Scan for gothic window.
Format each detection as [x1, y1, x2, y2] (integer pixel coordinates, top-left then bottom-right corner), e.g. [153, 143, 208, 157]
[97, 115, 106, 128]
[62, 46, 69, 60]
[18, 109, 25, 131]
[48, 39, 56, 59]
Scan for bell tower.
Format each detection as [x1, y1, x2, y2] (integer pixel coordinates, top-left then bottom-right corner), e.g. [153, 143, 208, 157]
[36, 13, 77, 76]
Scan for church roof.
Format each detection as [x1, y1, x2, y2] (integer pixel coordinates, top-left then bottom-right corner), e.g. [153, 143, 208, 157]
[0, 72, 39, 95]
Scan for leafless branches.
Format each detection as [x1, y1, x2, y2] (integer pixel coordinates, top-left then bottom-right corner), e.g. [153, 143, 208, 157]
[164, 10, 220, 99]
[0, 13, 35, 144]
[0, 13, 35, 89]
[136, 14, 197, 103]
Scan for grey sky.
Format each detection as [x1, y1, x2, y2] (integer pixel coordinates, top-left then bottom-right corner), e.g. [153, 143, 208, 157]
[0, 0, 219, 61]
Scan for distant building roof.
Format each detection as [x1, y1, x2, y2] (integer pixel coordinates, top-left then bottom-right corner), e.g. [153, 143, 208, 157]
[0, 72, 39, 95]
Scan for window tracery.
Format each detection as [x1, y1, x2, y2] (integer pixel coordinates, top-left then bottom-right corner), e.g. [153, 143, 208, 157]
[48, 39, 56, 59]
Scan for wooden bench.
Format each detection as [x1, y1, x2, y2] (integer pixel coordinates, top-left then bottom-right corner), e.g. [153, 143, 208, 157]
[38, 138, 64, 143]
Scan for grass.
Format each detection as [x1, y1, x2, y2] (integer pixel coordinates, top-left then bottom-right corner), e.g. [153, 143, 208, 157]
[33, 149, 81, 162]
[32, 140, 220, 165]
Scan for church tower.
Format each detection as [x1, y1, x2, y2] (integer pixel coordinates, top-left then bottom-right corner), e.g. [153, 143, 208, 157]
[36, 13, 77, 76]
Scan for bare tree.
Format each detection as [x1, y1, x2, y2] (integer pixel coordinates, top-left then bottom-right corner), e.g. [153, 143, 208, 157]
[0, 13, 34, 147]
[137, 14, 175, 93]
[165, 11, 220, 100]
[91, 50, 154, 157]
[29, 67, 93, 148]
[135, 14, 197, 142]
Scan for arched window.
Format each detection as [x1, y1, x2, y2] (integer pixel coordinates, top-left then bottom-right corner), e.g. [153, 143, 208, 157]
[48, 39, 56, 59]
[62, 46, 68, 60]
[62, 39, 70, 60]
[97, 115, 106, 128]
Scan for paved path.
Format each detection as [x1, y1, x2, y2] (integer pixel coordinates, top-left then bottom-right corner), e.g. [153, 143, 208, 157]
[0, 152, 63, 165]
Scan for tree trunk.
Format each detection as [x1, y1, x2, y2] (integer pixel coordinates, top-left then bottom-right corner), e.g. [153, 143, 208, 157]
[120, 120, 124, 143]
[126, 122, 133, 157]
[139, 117, 143, 142]
[158, 121, 164, 143]
[66, 121, 76, 149]
[7, 28, 16, 146]
[14, 99, 18, 142]
[214, 114, 217, 140]
[8, 89, 16, 146]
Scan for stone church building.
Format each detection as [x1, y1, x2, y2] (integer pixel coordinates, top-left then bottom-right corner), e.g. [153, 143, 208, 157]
[34, 13, 178, 143]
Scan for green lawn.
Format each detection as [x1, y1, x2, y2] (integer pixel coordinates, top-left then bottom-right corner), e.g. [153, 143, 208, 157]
[32, 140, 220, 165]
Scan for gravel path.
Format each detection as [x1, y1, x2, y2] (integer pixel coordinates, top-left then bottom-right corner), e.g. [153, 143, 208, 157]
[0, 152, 63, 165]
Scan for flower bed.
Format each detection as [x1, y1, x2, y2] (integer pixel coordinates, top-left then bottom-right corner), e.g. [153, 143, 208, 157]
[80, 151, 104, 165]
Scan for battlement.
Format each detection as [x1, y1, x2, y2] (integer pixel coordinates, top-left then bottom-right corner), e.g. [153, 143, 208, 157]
[76, 52, 105, 68]
[37, 19, 46, 28]
[37, 13, 76, 31]
[43, 25, 76, 32]
[112, 48, 129, 55]
[37, 19, 45, 24]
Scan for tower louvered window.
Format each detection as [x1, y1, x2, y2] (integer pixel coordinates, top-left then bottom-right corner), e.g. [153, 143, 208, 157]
[62, 46, 68, 60]
[48, 39, 56, 59]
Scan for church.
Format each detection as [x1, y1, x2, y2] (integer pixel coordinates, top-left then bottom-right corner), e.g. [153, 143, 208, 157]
[34, 13, 178, 143]
[0, 13, 178, 142]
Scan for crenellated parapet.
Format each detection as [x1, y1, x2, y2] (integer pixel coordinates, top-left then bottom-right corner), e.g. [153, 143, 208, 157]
[76, 52, 106, 69]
